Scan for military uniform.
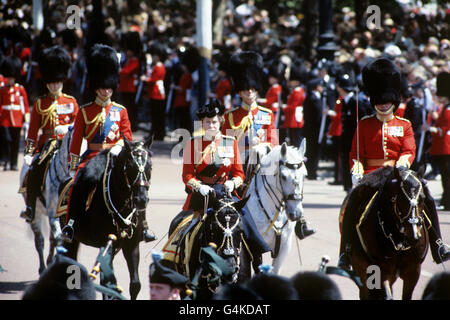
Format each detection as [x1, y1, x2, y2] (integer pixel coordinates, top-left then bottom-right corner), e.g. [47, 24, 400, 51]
[282, 85, 305, 147]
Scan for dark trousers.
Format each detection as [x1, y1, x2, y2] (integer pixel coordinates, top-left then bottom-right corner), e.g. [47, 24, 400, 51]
[434, 155, 450, 209]
[342, 148, 352, 192]
[0, 126, 21, 169]
[173, 106, 192, 133]
[305, 134, 319, 180]
[331, 136, 343, 184]
[150, 99, 166, 140]
[285, 128, 304, 148]
[118, 92, 138, 132]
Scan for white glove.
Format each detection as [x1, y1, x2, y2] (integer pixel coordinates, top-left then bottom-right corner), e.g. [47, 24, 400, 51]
[24, 154, 33, 166]
[351, 173, 363, 187]
[224, 180, 235, 194]
[69, 170, 76, 179]
[55, 125, 69, 137]
[110, 144, 123, 156]
[199, 184, 214, 197]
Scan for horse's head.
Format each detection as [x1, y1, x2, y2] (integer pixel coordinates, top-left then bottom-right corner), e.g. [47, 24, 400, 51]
[203, 194, 248, 283]
[261, 141, 307, 221]
[119, 136, 153, 211]
[383, 167, 426, 246]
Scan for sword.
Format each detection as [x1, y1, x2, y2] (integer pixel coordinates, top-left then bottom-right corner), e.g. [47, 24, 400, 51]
[317, 91, 327, 144]
[134, 79, 144, 105]
[275, 91, 282, 128]
[416, 88, 428, 163]
[165, 84, 174, 115]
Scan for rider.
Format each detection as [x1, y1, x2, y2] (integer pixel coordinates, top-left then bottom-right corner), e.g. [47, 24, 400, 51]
[338, 58, 450, 270]
[66, 44, 155, 242]
[20, 45, 78, 222]
[221, 51, 315, 240]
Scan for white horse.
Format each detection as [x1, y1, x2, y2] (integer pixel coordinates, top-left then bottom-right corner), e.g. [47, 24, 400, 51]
[241, 140, 307, 276]
[19, 128, 85, 274]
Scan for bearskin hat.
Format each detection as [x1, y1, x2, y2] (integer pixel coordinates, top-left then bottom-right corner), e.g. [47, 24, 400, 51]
[87, 43, 120, 91]
[22, 255, 96, 300]
[291, 271, 342, 300]
[436, 71, 450, 99]
[39, 45, 71, 84]
[0, 55, 21, 79]
[60, 29, 79, 50]
[289, 60, 308, 83]
[181, 46, 201, 73]
[148, 41, 168, 62]
[229, 51, 264, 93]
[268, 59, 286, 81]
[121, 31, 142, 56]
[362, 58, 402, 108]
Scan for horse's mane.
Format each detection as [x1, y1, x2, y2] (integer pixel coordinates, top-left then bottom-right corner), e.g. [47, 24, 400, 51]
[81, 149, 110, 185]
[359, 166, 395, 189]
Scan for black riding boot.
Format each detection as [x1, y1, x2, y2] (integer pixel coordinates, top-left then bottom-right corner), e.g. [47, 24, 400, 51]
[20, 164, 39, 223]
[141, 213, 157, 242]
[294, 217, 316, 240]
[423, 184, 450, 263]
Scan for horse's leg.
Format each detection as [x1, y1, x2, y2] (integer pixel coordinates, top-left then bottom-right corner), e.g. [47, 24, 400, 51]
[400, 264, 421, 300]
[122, 241, 141, 300]
[351, 252, 370, 300]
[238, 246, 252, 282]
[29, 214, 46, 275]
[64, 238, 79, 260]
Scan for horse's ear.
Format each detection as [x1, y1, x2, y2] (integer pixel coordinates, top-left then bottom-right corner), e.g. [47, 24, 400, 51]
[233, 196, 249, 213]
[280, 142, 287, 159]
[299, 137, 306, 156]
[123, 136, 132, 154]
[144, 134, 154, 151]
[416, 164, 426, 179]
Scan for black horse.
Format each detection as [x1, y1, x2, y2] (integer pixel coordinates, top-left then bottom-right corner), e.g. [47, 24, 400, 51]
[340, 166, 430, 299]
[168, 189, 248, 300]
[62, 137, 153, 300]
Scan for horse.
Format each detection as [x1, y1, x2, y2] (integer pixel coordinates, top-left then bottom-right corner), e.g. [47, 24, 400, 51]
[239, 141, 307, 279]
[19, 128, 85, 274]
[167, 189, 248, 300]
[61, 136, 153, 300]
[342, 166, 429, 300]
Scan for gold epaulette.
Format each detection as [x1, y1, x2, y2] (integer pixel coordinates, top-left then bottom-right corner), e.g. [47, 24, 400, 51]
[257, 105, 272, 113]
[112, 102, 125, 109]
[395, 116, 411, 123]
[360, 114, 375, 121]
[63, 93, 75, 100]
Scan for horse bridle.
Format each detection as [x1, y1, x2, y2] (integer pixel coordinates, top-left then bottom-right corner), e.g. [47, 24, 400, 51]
[124, 142, 151, 189]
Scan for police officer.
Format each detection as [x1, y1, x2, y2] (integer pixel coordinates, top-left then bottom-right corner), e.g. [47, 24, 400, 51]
[21, 45, 78, 222]
[67, 44, 155, 242]
[338, 58, 450, 269]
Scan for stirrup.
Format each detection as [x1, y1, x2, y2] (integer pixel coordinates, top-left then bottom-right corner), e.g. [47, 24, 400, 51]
[437, 240, 450, 263]
[19, 207, 34, 223]
[143, 229, 157, 243]
[61, 219, 75, 243]
[295, 219, 316, 240]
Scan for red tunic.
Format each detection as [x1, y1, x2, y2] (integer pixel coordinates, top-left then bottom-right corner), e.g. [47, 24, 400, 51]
[215, 78, 231, 106]
[394, 102, 406, 118]
[221, 103, 279, 148]
[182, 134, 245, 211]
[27, 93, 79, 151]
[327, 96, 343, 136]
[118, 56, 139, 93]
[173, 72, 192, 108]
[350, 114, 416, 174]
[282, 86, 305, 129]
[264, 84, 282, 112]
[430, 105, 450, 156]
[69, 99, 133, 168]
[0, 83, 29, 128]
[146, 62, 166, 100]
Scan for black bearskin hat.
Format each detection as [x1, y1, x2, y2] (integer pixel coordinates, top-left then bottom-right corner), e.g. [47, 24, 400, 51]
[60, 29, 79, 50]
[362, 58, 401, 108]
[39, 45, 71, 84]
[436, 71, 450, 99]
[122, 31, 142, 56]
[229, 51, 264, 93]
[268, 59, 286, 81]
[181, 46, 201, 73]
[87, 44, 120, 91]
[196, 99, 225, 120]
[289, 60, 308, 83]
[148, 41, 167, 62]
[1, 55, 21, 79]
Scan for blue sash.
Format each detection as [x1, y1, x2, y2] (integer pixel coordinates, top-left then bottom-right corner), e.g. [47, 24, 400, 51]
[244, 108, 271, 147]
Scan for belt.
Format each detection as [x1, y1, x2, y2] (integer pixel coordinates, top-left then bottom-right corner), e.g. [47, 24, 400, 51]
[42, 129, 54, 135]
[197, 175, 226, 185]
[366, 159, 396, 167]
[88, 143, 115, 151]
[2, 104, 21, 111]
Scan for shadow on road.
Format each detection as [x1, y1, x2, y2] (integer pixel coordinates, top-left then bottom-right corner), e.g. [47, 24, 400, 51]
[304, 203, 342, 209]
[0, 281, 34, 295]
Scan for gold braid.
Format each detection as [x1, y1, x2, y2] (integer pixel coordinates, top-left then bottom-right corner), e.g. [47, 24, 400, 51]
[228, 113, 253, 142]
[82, 107, 107, 140]
[36, 98, 58, 129]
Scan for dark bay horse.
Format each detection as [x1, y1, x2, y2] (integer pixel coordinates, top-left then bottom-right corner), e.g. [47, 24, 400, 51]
[168, 190, 248, 300]
[342, 166, 429, 299]
[62, 137, 153, 300]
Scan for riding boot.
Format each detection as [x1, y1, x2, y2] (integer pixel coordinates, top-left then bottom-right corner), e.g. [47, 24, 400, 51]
[20, 166, 38, 223]
[294, 217, 316, 240]
[423, 182, 450, 264]
[337, 243, 352, 271]
[142, 216, 157, 242]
